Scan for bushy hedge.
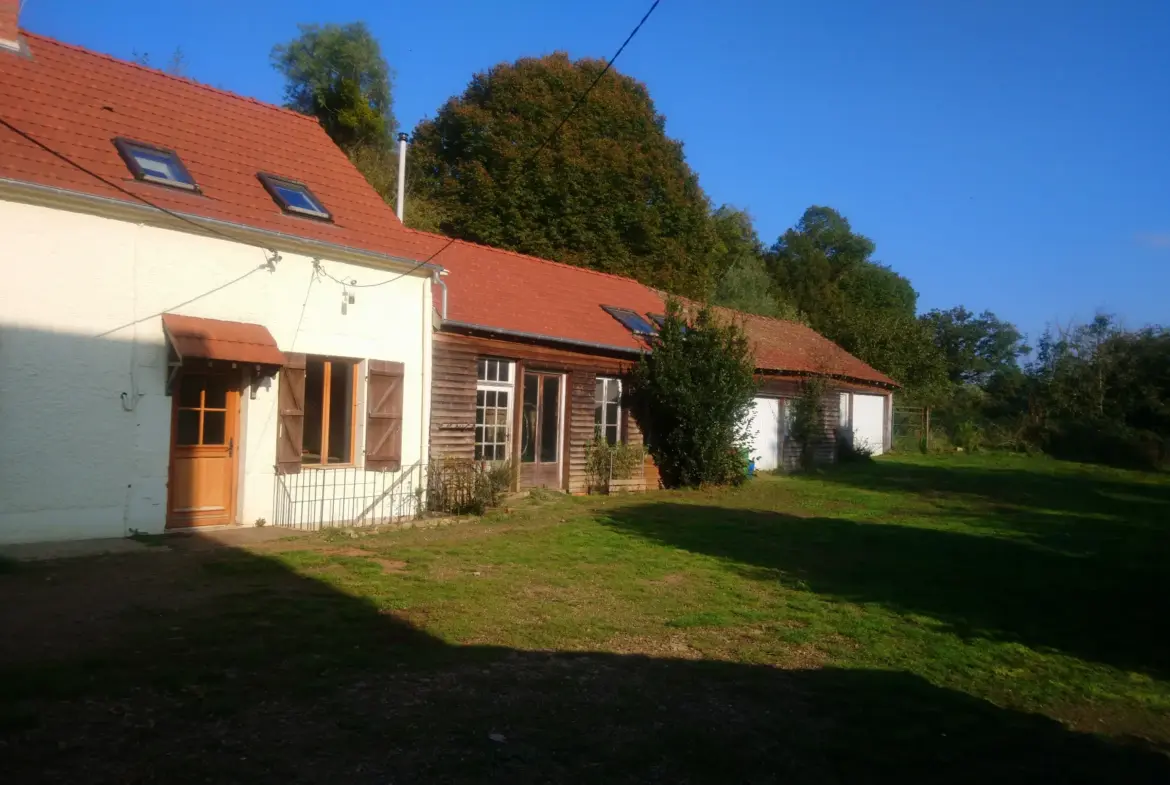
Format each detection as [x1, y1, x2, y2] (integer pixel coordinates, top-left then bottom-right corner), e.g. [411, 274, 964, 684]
[584, 434, 646, 493]
[1039, 421, 1168, 471]
[427, 458, 514, 515]
[626, 301, 757, 488]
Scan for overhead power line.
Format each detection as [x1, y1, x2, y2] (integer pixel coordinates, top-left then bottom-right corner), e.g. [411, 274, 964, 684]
[528, 0, 662, 162]
[0, 116, 266, 250]
[335, 0, 665, 288]
[3, 0, 664, 294]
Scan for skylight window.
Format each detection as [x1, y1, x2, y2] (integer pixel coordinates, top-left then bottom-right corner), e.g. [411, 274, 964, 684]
[602, 305, 658, 336]
[647, 313, 665, 328]
[113, 138, 197, 190]
[258, 173, 332, 221]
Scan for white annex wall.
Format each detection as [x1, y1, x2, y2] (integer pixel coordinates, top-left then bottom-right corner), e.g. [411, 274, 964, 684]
[748, 397, 782, 471]
[0, 199, 431, 544]
[851, 393, 887, 456]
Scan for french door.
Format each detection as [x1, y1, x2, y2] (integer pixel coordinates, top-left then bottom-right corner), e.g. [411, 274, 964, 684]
[519, 371, 563, 488]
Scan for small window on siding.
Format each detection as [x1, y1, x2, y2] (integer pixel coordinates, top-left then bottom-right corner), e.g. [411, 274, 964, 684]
[476, 359, 514, 461]
[258, 172, 332, 220]
[113, 138, 197, 190]
[595, 377, 622, 445]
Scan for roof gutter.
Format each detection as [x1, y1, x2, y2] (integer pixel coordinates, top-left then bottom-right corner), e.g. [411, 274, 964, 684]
[0, 177, 443, 277]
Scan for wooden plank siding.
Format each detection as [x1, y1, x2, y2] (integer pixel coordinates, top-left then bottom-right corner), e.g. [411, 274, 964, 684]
[430, 330, 657, 494]
[431, 331, 893, 490]
[567, 369, 597, 494]
[757, 375, 862, 471]
[429, 333, 478, 459]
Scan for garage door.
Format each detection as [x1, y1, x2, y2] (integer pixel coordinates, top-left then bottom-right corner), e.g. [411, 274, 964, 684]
[852, 394, 886, 455]
[747, 397, 782, 471]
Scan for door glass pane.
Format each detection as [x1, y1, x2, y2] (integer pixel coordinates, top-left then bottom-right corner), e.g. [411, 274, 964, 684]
[327, 361, 353, 463]
[540, 376, 560, 463]
[202, 411, 226, 445]
[204, 376, 228, 409]
[178, 376, 202, 408]
[521, 373, 538, 463]
[176, 409, 200, 445]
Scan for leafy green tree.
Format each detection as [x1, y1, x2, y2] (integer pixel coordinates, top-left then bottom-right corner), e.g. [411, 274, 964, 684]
[347, 146, 447, 232]
[922, 306, 1030, 386]
[710, 206, 803, 321]
[765, 206, 945, 397]
[626, 301, 757, 487]
[410, 53, 717, 297]
[271, 22, 396, 151]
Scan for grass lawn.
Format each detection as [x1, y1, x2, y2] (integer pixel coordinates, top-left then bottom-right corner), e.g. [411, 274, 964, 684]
[1, 452, 1168, 783]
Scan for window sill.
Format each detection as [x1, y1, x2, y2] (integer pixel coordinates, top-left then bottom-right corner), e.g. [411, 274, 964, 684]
[300, 463, 359, 470]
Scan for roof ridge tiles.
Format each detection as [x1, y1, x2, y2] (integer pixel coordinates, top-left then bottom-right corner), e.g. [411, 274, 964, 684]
[24, 33, 320, 126]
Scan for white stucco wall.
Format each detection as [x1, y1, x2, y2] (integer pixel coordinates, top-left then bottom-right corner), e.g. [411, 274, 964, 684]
[0, 199, 432, 544]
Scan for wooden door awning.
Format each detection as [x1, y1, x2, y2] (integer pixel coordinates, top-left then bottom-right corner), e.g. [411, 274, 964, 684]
[161, 313, 287, 367]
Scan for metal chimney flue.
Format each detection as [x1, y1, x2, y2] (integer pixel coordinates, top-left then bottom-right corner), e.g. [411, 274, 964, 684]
[396, 132, 408, 222]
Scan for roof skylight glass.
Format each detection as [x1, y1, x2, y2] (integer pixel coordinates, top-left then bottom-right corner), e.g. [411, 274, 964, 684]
[602, 305, 658, 336]
[258, 173, 331, 220]
[113, 138, 197, 190]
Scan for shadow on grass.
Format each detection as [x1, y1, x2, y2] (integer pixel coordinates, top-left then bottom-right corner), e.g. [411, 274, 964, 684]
[815, 457, 1170, 537]
[0, 534, 1167, 784]
[601, 495, 1169, 682]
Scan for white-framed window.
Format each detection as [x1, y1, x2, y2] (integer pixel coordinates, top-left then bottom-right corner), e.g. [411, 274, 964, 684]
[594, 376, 622, 445]
[476, 359, 514, 461]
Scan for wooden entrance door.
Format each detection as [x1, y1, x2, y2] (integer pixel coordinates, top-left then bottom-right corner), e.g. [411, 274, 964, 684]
[168, 370, 240, 527]
[519, 371, 563, 488]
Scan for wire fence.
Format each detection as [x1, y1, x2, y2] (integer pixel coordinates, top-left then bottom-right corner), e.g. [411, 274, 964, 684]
[892, 406, 931, 452]
[271, 462, 427, 531]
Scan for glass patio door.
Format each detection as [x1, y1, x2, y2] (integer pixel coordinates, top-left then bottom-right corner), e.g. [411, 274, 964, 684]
[519, 372, 563, 488]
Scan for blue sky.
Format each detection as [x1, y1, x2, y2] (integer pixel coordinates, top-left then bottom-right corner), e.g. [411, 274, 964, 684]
[21, 0, 1170, 339]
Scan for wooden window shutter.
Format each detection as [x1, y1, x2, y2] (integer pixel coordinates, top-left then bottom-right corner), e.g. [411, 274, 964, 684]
[366, 360, 405, 472]
[276, 353, 306, 475]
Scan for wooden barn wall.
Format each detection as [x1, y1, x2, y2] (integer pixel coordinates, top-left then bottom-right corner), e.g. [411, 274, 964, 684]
[430, 333, 479, 460]
[432, 332, 889, 485]
[778, 389, 843, 472]
[430, 331, 662, 493]
[566, 369, 597, 494]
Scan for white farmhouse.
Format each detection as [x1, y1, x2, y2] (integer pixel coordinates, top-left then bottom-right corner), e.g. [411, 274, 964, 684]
[0, 19, 440, 543]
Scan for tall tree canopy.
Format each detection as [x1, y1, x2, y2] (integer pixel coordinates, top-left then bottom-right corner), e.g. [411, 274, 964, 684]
[271, 22, 396, 151]
[766, 206, 945, 397]
[410, 53, 718, 297]
[709, 206, 802, 321]
[922, 306, 1031, 386]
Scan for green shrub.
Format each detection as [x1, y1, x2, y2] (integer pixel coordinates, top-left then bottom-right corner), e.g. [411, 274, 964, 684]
[626, 300, 757, 488]
[584, 433, 646, 493]
[1041, 421, 1168, 471]
[837, 437, 874, 464]
[789, 378, 828, 470]
[428, 457, 514, 515]
[953, 420, 983, 452]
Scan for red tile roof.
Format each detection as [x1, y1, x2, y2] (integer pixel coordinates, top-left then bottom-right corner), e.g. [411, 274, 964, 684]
[0, 33, 434, 263]
[425, 235, 897, 387]
[0, 31, 894, 387]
